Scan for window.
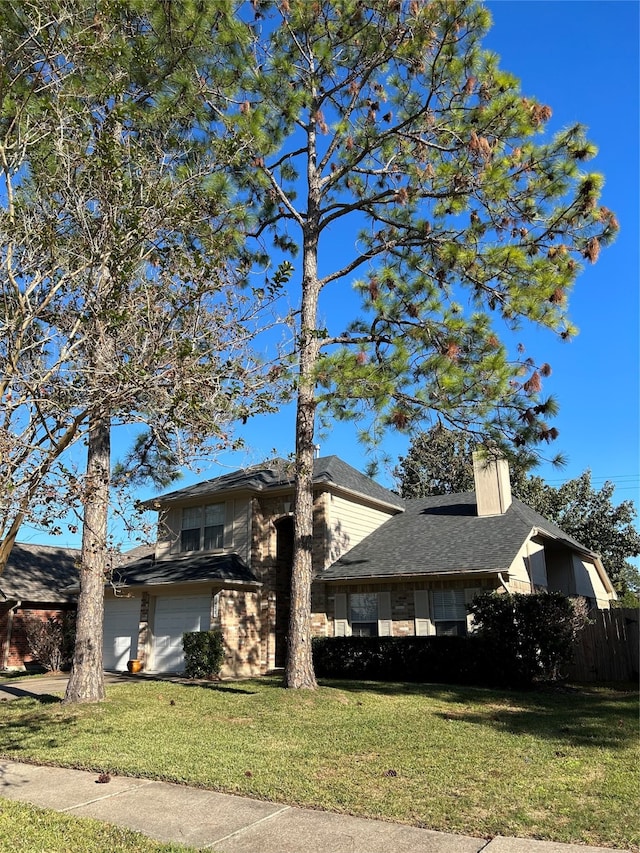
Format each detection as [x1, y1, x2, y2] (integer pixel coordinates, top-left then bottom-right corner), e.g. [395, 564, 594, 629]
[432, 589, 467, 636]
[203, 504, 225, 550]
[180, 504, 225, 553]
[180, 507, 202, 552]
[350, 593, 378, 637]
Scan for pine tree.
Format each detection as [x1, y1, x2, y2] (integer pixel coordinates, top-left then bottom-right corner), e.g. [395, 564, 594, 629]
[221, 0, 617, 687]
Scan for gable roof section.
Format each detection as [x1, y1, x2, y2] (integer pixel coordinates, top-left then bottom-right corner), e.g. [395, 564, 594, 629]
[111, 552, 260, 589]
[313, 456, 405, 509]
[1, 544, 80, 602]
[151, 456, 404, 511]
[322, 493, 599, 581]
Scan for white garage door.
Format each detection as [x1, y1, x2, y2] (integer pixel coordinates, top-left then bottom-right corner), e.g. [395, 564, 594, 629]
[152, 594, 211, 673]
[103, 596, 141, 671]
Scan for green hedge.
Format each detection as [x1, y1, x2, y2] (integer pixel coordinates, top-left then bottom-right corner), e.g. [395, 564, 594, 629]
[182, 630, 225, 679]
[312, 593, 584, 688]
[312, 636, 493, 685]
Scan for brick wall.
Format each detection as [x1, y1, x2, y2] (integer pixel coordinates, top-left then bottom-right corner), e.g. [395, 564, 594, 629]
[0, 603, 76, 670]
[321, 578, 498, 637]
[251, 490, 330, 670]
[136, 593, 150, 668]
[220, 589, 262, 677]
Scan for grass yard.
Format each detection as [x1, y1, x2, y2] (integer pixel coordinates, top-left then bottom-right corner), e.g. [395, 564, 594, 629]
[0, 799, 203, 853]
[0, 677, 637, 850]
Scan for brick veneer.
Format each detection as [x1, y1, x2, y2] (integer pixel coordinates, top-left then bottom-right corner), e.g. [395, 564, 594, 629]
[219, 589, 261, 677]
[322, 578, 498, 637]
[250, 490, 330, 671]
[0, 603, 76, 670]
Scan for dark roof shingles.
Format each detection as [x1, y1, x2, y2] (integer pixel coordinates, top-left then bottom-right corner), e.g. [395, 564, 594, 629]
[153, 456, 404, 509]
[114, 552, 259, 588]
[322, 493, 593, 581]
[1, 544, 80, 602]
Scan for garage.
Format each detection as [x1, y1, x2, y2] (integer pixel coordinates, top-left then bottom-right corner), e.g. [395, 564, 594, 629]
[103, 596, 141, 671]
[151, 594, 211, 673]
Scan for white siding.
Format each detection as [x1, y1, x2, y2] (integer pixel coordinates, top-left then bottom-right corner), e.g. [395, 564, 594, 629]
[507, 538, 537, 590]
[326, 494, 396, 567]
[526, 540, 548, 589]
[154, 498, 251, 560]
[156, 507, 179, 559]
[573, 555, 612, 608]
[230, 498, 252, 563]
[464, 588, 483, 632]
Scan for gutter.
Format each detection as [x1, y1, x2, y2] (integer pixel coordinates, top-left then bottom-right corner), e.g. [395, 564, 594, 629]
[321, 568, 507, 583]
[497, 572, 510, 592]
[67, 577, 263, 595]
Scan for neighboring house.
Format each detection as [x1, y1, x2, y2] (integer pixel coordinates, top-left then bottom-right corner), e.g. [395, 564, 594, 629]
[0, 544, 79, 670]
[104, 454, 616, 677]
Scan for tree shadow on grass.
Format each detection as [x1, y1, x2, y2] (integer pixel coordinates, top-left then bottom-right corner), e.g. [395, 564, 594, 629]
[119, 673, 259, 696]
[0, 684, 63, 702]
[174, 681, 258, 696]
[439, 687, 637, 750]
[317, 677, 483, 698]
[318, 678, 638, 750]
[0, 702, 78, 757]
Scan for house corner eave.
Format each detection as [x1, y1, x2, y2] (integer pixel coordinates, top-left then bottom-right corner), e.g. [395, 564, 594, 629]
[531, 526, 617, 597]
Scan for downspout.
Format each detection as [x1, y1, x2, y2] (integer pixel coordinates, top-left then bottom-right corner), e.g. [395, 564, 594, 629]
[497, 573, 509, 593]
[2, 601, 21, 670]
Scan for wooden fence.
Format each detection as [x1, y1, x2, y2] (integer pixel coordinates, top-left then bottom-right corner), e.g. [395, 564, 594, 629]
[566, 607, 639, 682]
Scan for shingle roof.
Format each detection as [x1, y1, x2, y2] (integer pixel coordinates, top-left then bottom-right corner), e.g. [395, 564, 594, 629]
[322, 493, 597, 581]
[1, 544, 80, 602]
[111, 552, 260, 589]
[151, 456, 404, 510]
[313, 456, 405, 508]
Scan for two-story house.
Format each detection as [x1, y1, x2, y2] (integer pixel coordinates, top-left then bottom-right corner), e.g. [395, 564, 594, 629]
[102, 454, 616, 677]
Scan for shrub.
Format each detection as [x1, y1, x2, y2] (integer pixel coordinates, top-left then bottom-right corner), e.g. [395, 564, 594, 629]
[312, 635, 494, 685]
[23, 612, 76, 672]
[182, 630, 225, 679]
[313, 593, 590, 688]
[468, 591, 589, 685]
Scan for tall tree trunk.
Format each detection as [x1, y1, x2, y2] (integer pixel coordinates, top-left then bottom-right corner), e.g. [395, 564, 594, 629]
[285, 374, 319, 688]
[285, 204, 320, 688]
[64, 410, 110, 703]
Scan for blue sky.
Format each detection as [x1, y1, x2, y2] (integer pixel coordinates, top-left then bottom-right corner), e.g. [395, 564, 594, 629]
[196, 0, 640, 493]
[21, 1, 639, 549]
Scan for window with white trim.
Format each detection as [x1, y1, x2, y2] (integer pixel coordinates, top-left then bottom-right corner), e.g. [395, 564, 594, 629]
[432, 589, 467, 636]
[180, 503, 225, 553]
[350, 593, 378, 637]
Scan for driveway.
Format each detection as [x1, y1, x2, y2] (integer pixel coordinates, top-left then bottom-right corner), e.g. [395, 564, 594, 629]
[0, 672, 133, 701]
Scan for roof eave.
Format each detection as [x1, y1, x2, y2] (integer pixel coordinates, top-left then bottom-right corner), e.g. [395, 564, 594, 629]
[67, 577, 262, 594]
[531, 527, 617, 597]
[321, 567, 507, 583]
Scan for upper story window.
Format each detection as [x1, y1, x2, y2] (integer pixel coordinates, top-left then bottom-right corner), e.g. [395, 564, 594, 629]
[180, 504, 225, 553]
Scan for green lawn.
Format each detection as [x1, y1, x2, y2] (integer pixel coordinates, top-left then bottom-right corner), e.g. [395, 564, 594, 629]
[0, 678, 637, 850]
[0, 799, 204, 853]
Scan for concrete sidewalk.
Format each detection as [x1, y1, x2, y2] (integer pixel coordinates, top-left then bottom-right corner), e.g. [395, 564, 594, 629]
[0, 676, 630, 853]
[0, 760, 627, 853]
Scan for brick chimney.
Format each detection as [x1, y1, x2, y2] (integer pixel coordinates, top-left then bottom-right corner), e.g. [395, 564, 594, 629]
[472, 451, 512, 517]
